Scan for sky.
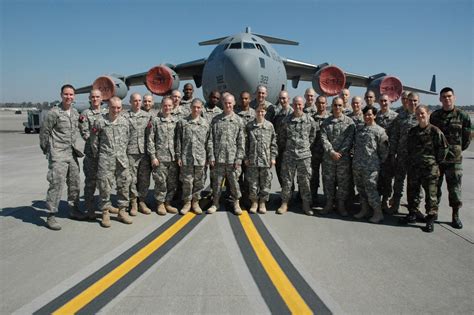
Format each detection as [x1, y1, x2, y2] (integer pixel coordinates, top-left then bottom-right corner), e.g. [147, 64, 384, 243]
[1, 0, 473, 107]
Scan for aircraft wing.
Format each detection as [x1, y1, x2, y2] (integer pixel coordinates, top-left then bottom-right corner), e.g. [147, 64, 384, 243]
[75, 58, 207, 100]
[125, 58, 207, 86]
[283, 57, 437, 96]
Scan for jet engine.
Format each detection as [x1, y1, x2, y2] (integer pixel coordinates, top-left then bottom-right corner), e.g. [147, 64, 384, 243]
[368, 76, 403, 102]
[145, 65, 180, 96]
[312, 65, 346, 96]
[92, 75, 129, 100]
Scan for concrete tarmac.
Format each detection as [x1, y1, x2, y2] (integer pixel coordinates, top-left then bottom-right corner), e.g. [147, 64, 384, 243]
[1, 111, 473, 314]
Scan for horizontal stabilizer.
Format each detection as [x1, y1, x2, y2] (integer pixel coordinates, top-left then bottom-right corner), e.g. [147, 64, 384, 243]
[199, 36, 228, 46]
[253, 33, 299, 46]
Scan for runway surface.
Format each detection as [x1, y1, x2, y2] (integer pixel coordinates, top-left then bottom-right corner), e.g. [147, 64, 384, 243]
[1, 111, 473, 314]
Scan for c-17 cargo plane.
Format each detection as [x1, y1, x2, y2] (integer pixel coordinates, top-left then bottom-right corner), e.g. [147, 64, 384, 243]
[76, 27, 436, 104]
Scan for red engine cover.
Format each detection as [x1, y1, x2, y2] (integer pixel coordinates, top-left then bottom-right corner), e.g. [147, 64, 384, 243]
[378, 76, 403, 102]
[92, 76, 116, 101]
[145, 66, 175, 96]
[313, 66, 346, 96]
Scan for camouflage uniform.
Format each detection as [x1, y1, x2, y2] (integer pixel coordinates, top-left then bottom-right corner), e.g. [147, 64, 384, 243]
[348, 111, 365, 130]
[180, 98, 193, 113]
[375, 109, 399, 201]
[406, 124, 448, 216]
[148, 114, 179, 203]
[279, 113, 316, 203]
[236, 106, 256, 196]
[250, 100, 277, 122]
[79, 106, 106, 211]
[201, 104, 223, 193]
[390, 111, 418, 203]
[303, 104, 318, 117]
[430, 107, 471, 208]
[91, 114, 131, 210]
[40, 104, 83, 213]
[176, 115, 210, 202]
[171, 105, 190, 121]
[202, 104, 223, 124]
[273, 106, 294, 185]
[353, 124, 389, 211]
[310, 111, 329, 201]
[321, 115, 355, 204]
[236, 107, 256, 125]
[125, 110, 152, 203]
[208, 112, 245, 201]
[245, 119, 278, 202]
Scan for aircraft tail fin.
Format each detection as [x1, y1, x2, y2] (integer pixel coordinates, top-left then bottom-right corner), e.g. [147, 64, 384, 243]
[430, 75, 436, 93]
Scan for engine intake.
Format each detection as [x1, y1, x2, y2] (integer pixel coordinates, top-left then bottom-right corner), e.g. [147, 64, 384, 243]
[145, 65, 180, 95]
[368, 76, 403, 102]
[92, 76, 128, 100]
[312, 65, 346, 96]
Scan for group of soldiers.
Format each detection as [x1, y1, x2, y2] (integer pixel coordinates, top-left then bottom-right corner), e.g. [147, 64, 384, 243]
[40, 83, 471, 233]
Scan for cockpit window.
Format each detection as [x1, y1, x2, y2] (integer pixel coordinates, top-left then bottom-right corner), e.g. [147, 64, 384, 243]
[223, 43, 229, 50]
[261, 44, 270, 57]
[255, 43, 269, 57]
[243, 42, 256, 49]
[229, 42, 242, 49]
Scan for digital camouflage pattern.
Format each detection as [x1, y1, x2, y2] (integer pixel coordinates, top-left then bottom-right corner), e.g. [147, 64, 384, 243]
[91, 114, 131, 210]
[320, 114, 355, 203]
[148, 114, 179, 203]
[40, 104, 83, 213]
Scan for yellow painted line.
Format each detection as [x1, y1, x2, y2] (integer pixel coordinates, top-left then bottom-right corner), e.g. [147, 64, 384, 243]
[52, 213, 196, 315]
[239, 211, 312, 315]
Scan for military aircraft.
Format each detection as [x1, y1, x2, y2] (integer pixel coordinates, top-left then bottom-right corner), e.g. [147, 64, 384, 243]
[76, 27, 436, 104]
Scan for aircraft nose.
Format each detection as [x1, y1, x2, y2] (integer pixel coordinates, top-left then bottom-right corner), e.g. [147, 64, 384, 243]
[224, 52, 260, 93]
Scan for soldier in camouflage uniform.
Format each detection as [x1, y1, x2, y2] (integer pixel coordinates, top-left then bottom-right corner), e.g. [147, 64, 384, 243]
[148, 97, 179, 215]
[250, 85, 277, 122]
[348, 96, 365, 130]
[176, 99, 210, 215]
[171, 89, 190, 120]
[79, 89, 108, 220]
[319, 97, 355, 216]
[352, 106, 389, 223]
[244, 104, 278, 214]
[180, 83, 194, 110]
[40, 84, 86, 230]
[303, 88, 317, 116]
[277, 96, 316, 216]
[310, 95, 329, 204]
[142, 93, 156, 115]
[125, 93, 152, 216]
[402, 105, 448, 232]
[202, 90, 223, 124]
[236, 91, 256, 201]
[364, 90, 377, 107]
[236, 91, 256, 124]
[207, 94, 245, 215]
[375, 94, 399, 212]
[430, 87, 471, 229]
[91, 97, 133, 228]
[389, 92, 421, 215]
[273, 91, 293, 186]
[340, 88, 352, 115]
[395, 91, 410, 114]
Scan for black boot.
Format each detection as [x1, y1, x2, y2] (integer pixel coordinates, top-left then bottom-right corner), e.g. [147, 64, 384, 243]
[423, 214, 435, 233]
[452, 207, 463, 229]
[399, 212, 416, 225]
